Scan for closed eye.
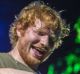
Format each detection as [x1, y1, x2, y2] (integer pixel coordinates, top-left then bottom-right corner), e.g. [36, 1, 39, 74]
[38, 32, 47, 36]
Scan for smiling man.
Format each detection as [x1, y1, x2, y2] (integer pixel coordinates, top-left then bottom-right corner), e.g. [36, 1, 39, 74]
[0, 1, 69, 74]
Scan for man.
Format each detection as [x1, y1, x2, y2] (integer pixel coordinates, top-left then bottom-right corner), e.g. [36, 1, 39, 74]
[0, 1, 69, 74]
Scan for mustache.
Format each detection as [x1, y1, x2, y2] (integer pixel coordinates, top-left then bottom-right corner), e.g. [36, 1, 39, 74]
[31, 44, 50, 52]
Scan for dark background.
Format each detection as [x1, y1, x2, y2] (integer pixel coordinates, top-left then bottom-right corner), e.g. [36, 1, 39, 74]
[0, 0, 80, 74]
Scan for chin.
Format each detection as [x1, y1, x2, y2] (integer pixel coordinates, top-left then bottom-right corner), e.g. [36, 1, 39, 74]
[20, 50, 41, 68]
[18, 44, 47, 68]
[26, 53, 41, 65]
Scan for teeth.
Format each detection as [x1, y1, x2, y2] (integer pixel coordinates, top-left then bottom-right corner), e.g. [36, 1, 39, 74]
[32, 45, 47, 53]
[35, 46, 46, 50]
[31, 48, 43, 57]
[36, 47, 46, 52]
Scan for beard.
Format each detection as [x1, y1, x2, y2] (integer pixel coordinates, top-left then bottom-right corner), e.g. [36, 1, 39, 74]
[18, 41, 41, 69]
[20, 49, 41, 68]
[17, 38, 51, 69]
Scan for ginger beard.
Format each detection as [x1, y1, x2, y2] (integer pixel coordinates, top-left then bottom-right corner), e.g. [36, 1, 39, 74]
[18, 40, 40, 67]
[18, 39, 50, 68]
[17, 19, 52, 68]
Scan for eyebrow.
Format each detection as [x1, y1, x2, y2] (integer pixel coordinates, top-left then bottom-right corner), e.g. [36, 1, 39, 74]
[33, 26, 50, 33]
[37, 29, 50, 35]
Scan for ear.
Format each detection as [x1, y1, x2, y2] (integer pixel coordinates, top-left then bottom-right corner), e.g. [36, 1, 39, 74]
[16, 30, 22, 37]
[16, 25, 24, 37]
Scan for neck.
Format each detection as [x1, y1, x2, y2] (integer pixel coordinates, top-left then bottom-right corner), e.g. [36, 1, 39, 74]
[9, 49, 24, 65]
[9, 42, 38, 71]
[9, 42, 29, 68]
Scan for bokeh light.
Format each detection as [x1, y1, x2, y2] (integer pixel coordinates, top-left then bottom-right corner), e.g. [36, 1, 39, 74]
[47, 17, 80, 74]
[74, 17, 80, 43]
[47, 64, 55, 74]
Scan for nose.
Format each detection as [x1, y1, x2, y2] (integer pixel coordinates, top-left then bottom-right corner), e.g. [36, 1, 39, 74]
[40, 35, 49, 46]
[33, 35, 49, 51]
[33, 38, 40, 44]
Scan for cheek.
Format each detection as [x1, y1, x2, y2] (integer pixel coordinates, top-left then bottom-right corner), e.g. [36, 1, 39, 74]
[43, 37, 48, 42]
[19, 36, 30, 49]
[29, 34, 36, 41]
[41, 36, 49, 44]
[20, 35, 35, 47]
[27, 31, 38, 42]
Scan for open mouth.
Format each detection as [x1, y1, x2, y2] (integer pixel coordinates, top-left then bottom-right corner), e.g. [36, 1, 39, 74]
[30, 45, 47, 59]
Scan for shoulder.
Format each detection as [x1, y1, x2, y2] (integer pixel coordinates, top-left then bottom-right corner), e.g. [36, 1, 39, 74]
[0, 53, 10, 62]
[0, 53, 8, 57]
[0, 68, 35, 74]
[0, 53, 8, 62]
[0, 53, 13, 68]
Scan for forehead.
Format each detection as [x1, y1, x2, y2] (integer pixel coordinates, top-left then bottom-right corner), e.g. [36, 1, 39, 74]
[32, 18, 51, 33]
[34, 18, 45, 29]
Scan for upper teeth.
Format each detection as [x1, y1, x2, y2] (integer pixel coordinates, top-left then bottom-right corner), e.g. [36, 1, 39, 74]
[36, 47, 46, 52]
[32, 45, 47, 52]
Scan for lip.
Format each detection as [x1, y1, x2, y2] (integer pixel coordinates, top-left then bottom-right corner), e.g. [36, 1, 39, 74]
[30, 46, 46, 59]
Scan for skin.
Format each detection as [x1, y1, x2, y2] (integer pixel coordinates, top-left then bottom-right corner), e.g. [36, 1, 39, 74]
[0, 18, 53, 74]
[16, 18, 52, 69]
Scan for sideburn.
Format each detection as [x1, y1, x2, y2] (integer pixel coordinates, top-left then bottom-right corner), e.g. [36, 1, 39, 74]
[16, 24, 26, 37]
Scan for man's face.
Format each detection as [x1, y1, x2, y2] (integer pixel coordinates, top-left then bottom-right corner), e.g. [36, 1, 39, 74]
[17, 19, 53, 67]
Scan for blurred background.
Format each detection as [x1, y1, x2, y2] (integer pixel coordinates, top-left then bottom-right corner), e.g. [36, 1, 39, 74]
[0, 0, 80, 74]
